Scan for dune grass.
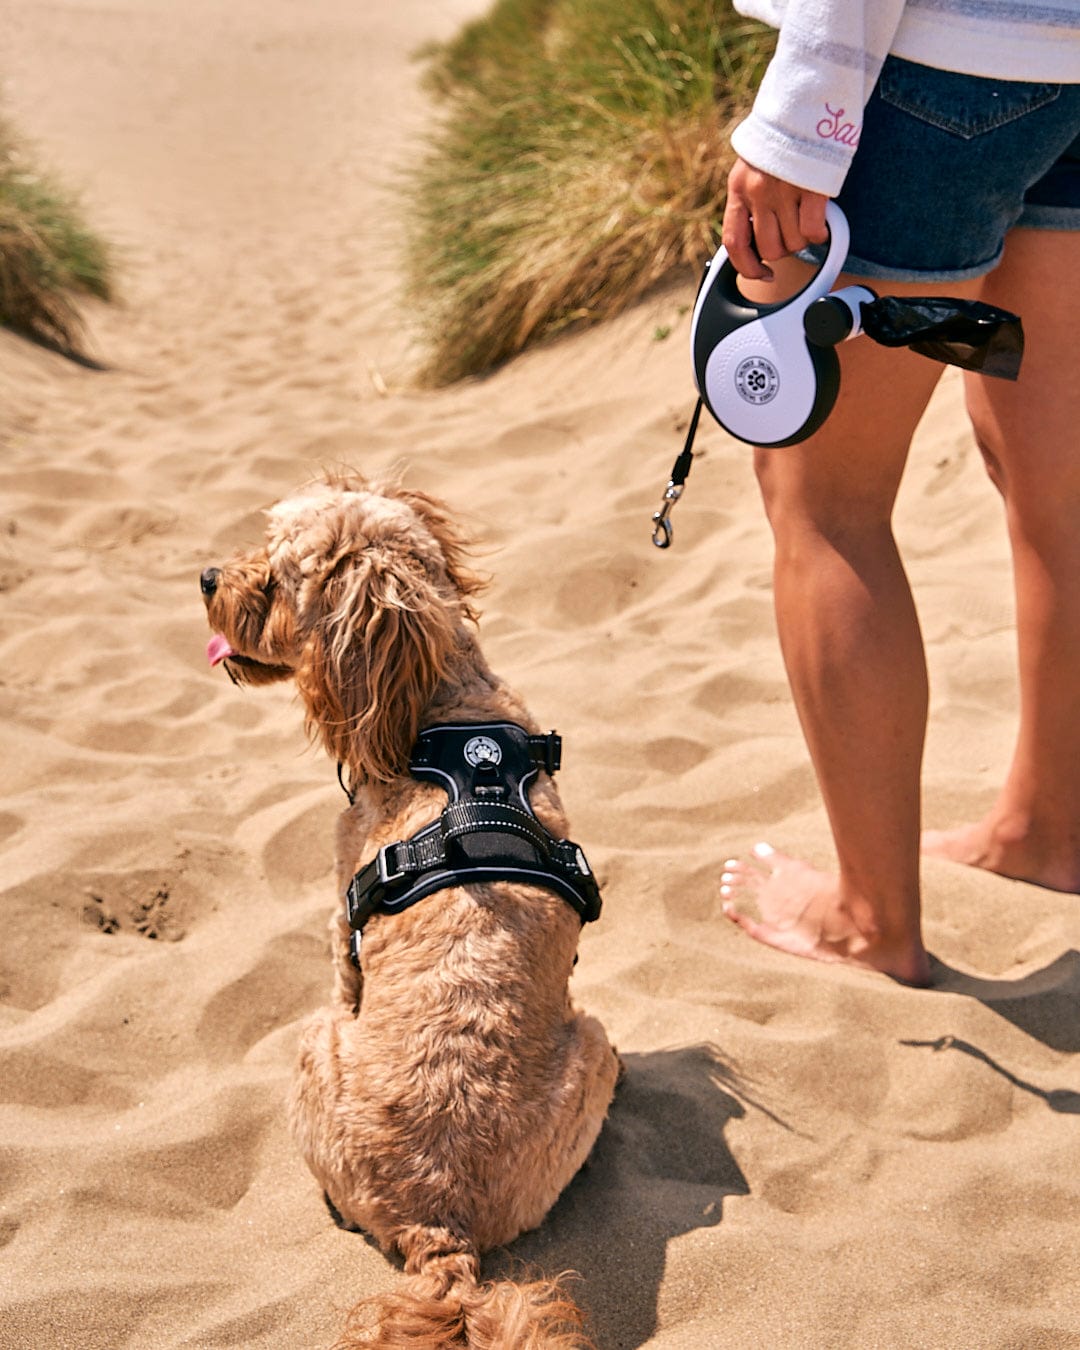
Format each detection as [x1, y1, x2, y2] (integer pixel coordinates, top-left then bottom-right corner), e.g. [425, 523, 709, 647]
[0, 113, 113, 359]
[405, 0, 773, 383]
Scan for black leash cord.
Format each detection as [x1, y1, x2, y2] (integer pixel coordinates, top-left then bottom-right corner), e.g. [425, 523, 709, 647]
[651, 396, 703, 549]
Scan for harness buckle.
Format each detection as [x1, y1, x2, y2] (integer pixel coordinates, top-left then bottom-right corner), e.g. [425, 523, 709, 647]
[377, 843, 406, 887]
[535, 732, 562, 775]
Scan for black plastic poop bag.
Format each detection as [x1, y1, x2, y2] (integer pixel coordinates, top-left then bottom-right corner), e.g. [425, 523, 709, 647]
[859, 295, 1024, 380]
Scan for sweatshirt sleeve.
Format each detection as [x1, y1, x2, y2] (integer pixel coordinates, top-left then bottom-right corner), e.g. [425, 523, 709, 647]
[730, 0, 909, 196]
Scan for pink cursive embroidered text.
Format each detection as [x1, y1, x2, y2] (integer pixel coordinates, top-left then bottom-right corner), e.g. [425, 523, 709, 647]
[817, 103, 860, 147]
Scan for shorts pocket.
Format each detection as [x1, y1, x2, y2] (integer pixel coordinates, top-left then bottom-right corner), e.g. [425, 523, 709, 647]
[879, 55, 1061, 139]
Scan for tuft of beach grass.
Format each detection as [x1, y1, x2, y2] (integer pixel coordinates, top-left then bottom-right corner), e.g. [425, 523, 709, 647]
[0, 113, 113, 360]
[405, 0, 773, 384]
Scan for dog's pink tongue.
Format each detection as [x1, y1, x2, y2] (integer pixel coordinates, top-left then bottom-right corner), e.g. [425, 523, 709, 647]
[206, 634, 236, 667]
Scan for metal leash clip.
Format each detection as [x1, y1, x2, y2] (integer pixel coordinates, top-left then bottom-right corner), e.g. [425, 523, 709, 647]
[649, 397, 702, 551]
[651, 481, 683, 549]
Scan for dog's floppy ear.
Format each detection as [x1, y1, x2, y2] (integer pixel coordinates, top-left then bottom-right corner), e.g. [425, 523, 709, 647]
[295, 548, 458, 784]
[382, 484, 485, 619]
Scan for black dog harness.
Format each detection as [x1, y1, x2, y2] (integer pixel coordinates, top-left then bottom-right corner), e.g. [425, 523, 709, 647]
[345, 722, 602, 966]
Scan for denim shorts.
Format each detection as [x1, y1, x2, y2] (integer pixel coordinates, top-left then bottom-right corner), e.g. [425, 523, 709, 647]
[819, 56, 1080, 281]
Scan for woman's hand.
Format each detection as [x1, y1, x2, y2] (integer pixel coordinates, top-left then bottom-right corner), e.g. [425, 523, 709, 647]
[722, 158, 829, 280]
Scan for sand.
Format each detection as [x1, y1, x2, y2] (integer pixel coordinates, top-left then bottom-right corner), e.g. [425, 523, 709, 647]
[2, 2, 1078, 1347]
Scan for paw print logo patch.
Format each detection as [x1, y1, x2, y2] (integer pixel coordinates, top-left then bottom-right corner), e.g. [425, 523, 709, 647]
[735, 356, 780, 405]
[464, 735, 502, 767]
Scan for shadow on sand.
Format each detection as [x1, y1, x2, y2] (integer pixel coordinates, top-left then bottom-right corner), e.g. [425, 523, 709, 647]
[489, 1042, 756, 1349]
[929, 947, 1080, 1053]
[901, 1032, 1080, 1115]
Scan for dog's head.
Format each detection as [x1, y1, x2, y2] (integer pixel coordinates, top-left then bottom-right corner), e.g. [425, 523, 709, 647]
[201, 474, 483, 782]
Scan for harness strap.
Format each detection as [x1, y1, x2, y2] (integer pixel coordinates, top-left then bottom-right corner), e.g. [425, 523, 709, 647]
[347, 805, 601, 926]
[442, 799, 555, 851]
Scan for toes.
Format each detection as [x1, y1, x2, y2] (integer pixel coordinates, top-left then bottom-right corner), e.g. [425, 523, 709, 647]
[720, 841, 778, 892]
[721, 842, 787, 929]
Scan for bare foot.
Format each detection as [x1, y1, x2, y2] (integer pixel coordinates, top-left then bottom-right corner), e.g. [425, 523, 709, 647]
[922, 819, 1080, 894]
[721, 843, 932, 986]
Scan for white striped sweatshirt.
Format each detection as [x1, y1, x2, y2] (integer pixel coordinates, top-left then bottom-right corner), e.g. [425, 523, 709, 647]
[730, 1, 1080, 196]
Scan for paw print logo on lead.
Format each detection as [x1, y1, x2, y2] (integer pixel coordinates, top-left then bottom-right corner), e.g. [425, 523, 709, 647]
[735, 356, 780, 405]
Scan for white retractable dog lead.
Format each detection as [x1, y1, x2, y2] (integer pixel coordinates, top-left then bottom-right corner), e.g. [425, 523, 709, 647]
[692, 201, 872, 449]
[651, 202, 1025, 548]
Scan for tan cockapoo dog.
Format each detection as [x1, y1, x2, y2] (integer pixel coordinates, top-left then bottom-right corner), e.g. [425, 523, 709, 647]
[202, 473, 620, 1348]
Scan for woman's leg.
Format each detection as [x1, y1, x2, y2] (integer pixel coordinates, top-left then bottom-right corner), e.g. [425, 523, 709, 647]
[721, 264, 982, 985]
[923, 228, 1080, 892]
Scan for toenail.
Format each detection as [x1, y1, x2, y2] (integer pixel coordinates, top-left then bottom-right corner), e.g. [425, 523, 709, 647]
[721, 872, 734, 885]
[753, 841, 774, 859]
[720, 884, 732, 898]
[723, 858, 738, 869]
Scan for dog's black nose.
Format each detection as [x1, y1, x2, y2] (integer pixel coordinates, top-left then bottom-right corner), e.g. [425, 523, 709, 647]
[200, 567, 221, 597]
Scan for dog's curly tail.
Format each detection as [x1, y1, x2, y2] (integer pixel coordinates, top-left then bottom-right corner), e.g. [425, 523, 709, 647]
[333, 1222, 593, 1350]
